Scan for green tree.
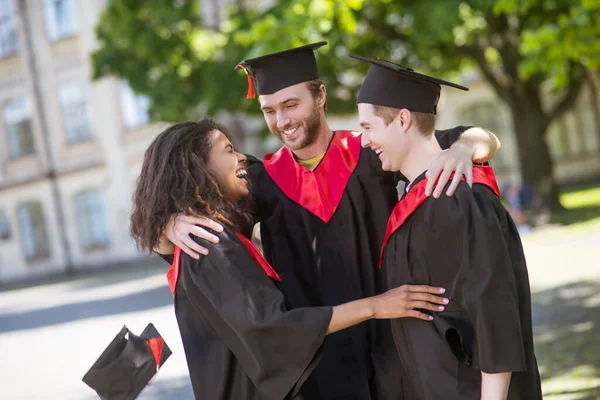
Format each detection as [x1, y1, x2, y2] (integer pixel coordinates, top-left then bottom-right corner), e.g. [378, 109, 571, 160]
[92, 0, 600, 213]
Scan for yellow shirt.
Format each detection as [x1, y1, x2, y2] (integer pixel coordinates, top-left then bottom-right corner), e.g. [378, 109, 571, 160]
[296, 152, 326, 171]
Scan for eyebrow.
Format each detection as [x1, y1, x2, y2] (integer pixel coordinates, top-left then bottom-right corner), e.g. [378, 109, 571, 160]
[281, 97, 300, 105]
[260, 97, 300, 111]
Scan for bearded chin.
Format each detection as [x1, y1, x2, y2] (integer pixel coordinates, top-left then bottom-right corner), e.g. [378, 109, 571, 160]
[273, 102, 323, 151]
[295, 103, 322, 150]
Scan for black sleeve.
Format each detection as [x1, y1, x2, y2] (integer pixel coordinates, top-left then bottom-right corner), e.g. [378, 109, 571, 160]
[418, 185, 527, 373]
[434, 125, 471, 150]
[157, 253, 174, 265]
[180, 231, 333, 399]
[246, 154, 268, 223]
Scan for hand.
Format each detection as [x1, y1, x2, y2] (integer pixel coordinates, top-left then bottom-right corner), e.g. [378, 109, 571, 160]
[372, 285, 449, 321]
[426, 143, 473, 198]
[165, 214, 224, 259]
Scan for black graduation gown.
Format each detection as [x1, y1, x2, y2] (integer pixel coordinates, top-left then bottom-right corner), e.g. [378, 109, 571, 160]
[162, 228, 333, 400]
[379, 167, 542, 400]
[247, 127, 468, 399]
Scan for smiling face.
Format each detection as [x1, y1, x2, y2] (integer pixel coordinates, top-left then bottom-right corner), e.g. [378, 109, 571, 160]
[258, 82, 324, 151]
[206, 130, 249, 202]
[358, 103, 410, 172]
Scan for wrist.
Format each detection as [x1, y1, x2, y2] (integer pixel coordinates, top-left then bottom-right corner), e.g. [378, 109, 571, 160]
[366, 297, 378, 320]
[455, 138, 475, 157]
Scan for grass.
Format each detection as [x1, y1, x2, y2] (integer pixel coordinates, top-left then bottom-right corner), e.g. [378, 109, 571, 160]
[550, 184, 600, 227]
[523, 183, 600, 241]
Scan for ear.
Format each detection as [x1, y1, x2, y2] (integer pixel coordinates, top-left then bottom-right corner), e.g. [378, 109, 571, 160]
[316, 84, 327, 109]
[396, 109, 412, 132]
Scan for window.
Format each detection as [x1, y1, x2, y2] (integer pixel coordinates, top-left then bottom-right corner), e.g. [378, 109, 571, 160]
[58, 83, 93, 144]
[547, 89, 600, 161]
[4, 97, 35, 159]
[74, 189, 110, 251]
[0, 209, 10, 240]
[0, 0, 18, 57]
[17, 201, 50, 261]
[120, 80, 150, 129]
[43, 0, 77, 41]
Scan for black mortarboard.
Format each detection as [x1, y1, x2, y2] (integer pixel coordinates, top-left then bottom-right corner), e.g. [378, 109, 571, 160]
[235, 41, 327, 98]
[350, 54, 468, 114]
[82, 323, 172, 400]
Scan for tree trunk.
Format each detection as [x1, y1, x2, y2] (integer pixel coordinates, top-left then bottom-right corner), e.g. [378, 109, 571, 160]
[508, 103, 564, 220]
[587, 72, 600, 147]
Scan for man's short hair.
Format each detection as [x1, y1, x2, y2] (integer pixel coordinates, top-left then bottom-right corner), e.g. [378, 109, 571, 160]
[372, 104, 435, 135]
[305, 79, 327, 111]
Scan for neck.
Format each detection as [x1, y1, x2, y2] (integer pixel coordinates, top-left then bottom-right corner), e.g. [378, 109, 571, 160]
[399, 131, 443, 183]
[293, 118, 333, 160]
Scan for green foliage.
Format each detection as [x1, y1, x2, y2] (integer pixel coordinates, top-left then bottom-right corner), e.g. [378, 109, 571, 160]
[91, 0, 598, 120]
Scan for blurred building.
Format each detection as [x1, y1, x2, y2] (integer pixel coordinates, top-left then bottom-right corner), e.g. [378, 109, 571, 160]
[1, 0, 599, 283]
[0, 0, 168, 283]
[0, 0, 264, 284]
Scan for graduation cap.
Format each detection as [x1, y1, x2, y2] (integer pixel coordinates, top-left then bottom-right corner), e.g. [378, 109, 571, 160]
[235, 41, 327, 99]
[82, 323, 172, 400]
[350, 54, 468, 114]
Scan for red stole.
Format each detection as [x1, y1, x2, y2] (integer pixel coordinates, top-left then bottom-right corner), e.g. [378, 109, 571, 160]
[167, 233, 280, 296]
[378, 166, 501, 269]
[263, 130, 362, 223]
[234, 232, 281, 281]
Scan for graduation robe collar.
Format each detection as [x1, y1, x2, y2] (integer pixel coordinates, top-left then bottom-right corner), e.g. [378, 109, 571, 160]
[378, 165, 501, 269]
[167, 233, 281, 296]
[263, 130, 362, 223]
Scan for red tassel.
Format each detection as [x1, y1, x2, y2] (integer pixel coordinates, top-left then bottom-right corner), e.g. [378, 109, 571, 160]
[147, 338, 164, 368]
[246, 73, 256, 99]
[238, 64, 256, 99]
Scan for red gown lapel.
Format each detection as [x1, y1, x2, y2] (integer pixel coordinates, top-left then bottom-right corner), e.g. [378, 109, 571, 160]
[166, 247, 181, 297]
[166, 234, 281, 297]
[263, 130, 362, 223]
[378, 165, 500, 269]
[235, 233, 281, 281]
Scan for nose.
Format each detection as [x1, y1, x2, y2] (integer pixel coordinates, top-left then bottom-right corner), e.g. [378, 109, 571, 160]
[276, 111, 291, 129]
[361, 131, 371, 148]
[237, 152, 247, 164]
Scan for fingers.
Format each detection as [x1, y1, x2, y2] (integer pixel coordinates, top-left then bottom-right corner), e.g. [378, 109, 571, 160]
[403, 284, 446, 294]
[445, 166, 464, 196]
[409, 292, 449, 305]
[407, 309, 434, 321]
[178, 242, 201, 260]
[425, 163, 442, 196]
[187, 215, 224, 232]
[465, 166, 473, 188]
[433, 164, 454, 198]
[189, 225, 219, 244]
[409, 300, 445, 312]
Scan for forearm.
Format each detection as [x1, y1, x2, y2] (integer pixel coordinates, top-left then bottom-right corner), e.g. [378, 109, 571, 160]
[153, 232, 175, 255]
[327, 298, 375, 335]
[481, 371, 511, 400]
[457, 127, 501, 164]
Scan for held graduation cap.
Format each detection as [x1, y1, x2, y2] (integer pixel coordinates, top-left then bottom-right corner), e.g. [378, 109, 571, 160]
[235, 41, 327, 98]
[350, 54, 468, 114]
[82, 323, 172, 400]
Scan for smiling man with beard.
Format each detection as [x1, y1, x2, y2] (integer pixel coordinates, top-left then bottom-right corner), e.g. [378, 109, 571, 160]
[156, 42, 501, 399]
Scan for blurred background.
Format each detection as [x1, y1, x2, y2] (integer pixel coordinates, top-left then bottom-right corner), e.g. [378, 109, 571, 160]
[0, 0, 598, 399]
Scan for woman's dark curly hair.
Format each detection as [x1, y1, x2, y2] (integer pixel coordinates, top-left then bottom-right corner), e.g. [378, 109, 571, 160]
[130, 118, 252, 253]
